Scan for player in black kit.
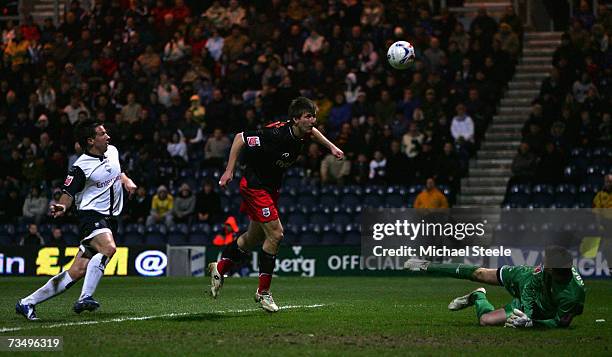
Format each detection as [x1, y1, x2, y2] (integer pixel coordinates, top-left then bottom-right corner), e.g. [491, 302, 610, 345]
[210, 97, 344, 312]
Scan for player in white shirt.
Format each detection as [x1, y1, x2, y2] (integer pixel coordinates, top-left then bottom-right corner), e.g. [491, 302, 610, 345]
[16, 121, 137, 320]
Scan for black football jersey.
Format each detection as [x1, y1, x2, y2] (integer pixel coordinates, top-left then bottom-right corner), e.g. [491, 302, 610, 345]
[242, 121, 307, 192]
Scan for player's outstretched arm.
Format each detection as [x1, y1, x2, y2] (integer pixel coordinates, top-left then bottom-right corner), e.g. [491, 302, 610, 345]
[310, 127, 344, 159]
[50, 193, 74, 218]
[121, 173, 138, 196]
[219, 132, 245, 188]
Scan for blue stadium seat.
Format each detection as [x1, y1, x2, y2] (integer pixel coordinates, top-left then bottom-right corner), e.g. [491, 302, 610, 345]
[341, 193, 362, 207]
[298, 233, 319, 245]
[332, 212, 352, 226]
[297, 193, 318, 208]
[123, 224, 145, 245]
[145, 224, 167, 245]
[578, 184, 597, 208]
[321, 232, 343, 245]
[507, 184, 531, 207]
[319, 194, 339, 207]
[284, 177, 302, 188]
[167, 224, 188, 245]
[363, 194, 384, 208]
[344, 232, 361, 245]
[309, 212, 330, 225]
[531, 184, 554, 207]
[585, 166, 605, 186]
[385, 194, 406, 208]
[554, 184, 576, 208]
[288, 212, 307, 226]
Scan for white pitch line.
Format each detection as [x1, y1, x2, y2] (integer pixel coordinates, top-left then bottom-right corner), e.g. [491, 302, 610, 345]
[1, 304, 326, 333]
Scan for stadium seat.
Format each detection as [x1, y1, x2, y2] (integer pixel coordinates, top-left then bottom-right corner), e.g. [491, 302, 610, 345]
[385, 194, 406, 208]
[167, 224, 189, 245]
[309, 212, 330, 225]
[554, 184, 577, 208]
[363, 194, 384, 208]
[341, 193, 362, 207]
[531, 184, 554, 207]
[0, 223, 15, 245]
[332, 213, 352, 226]
[298, 233, 319, 245]
[123, 224, 145, 245]
[578, 185, 597, 208]
[288, 212, 307, 226]
[145, 224, 167, 245]
[344, 232, 361, 245]
[297, 193, 318, 208]
[507, 184, 531, 207]
[319, 194, 339, 207]
[321, 232, 343, 245]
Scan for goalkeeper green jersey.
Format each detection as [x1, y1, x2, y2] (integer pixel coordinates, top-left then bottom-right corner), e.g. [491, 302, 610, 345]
[499, 265, 586, 328]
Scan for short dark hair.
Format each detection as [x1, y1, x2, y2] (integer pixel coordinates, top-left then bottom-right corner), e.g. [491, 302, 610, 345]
[288, 97, 317, 121]
[76, 120, 101, 151]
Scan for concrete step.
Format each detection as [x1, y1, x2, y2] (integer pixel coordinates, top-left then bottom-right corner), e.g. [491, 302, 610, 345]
[457, 194, 505, 206]
[505, 89, 539, 97]
[470, 159, 511, 169]
[463, 176, 509, 187]
[469, 167, 511, 176]
[521, 56, 552, 63]
[501, 97, 533, 105]
[499, 106, 531, 114]
[525, 39, 561, 45]
[485, 131, 521, 141]
[487, 125, 522, 135]
[524, 32, 563, 40]
[514, 72, 548, 80]
[508, 81, 540, 89]
[461, 186, 507, 195]
[481, 141, 521, 150]
[477, 149, 516, 159]
[515, 64, 553, 73]
[523, 48, 556, 56]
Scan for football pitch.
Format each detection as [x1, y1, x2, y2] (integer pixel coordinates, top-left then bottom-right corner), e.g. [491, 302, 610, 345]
[2, 277, 611, 356]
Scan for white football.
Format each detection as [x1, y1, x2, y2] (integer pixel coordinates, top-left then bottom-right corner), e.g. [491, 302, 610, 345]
[387, 41, 415, 70]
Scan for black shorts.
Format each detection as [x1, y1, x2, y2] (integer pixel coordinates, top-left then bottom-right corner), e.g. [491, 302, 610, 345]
[78, 211, 118, 258]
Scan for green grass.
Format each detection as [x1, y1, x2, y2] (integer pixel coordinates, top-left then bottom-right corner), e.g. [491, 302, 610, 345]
[2, 277, 611, 356]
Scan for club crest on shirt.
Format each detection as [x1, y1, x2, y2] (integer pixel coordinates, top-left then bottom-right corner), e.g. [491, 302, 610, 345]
[64, 175, 74, 186]
[262, 207, 270, 217]
[247, 136, 261, 147]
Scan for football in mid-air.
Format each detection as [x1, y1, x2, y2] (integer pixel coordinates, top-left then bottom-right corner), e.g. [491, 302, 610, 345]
[387, 41, 415, 70]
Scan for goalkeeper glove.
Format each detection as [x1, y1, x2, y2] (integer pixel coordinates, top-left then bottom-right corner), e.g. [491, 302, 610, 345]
[504, 309, 534, 328]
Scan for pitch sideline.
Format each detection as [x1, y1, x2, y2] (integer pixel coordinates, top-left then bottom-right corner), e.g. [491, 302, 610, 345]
[1, 304, 327, 333]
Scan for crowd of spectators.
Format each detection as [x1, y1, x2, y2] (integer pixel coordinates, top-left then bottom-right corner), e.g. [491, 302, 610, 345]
[0, 0, 522, 229]
[506, 1, 610, 200]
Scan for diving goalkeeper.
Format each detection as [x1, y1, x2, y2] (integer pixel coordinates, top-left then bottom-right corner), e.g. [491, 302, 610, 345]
[404, 246, 585, 328]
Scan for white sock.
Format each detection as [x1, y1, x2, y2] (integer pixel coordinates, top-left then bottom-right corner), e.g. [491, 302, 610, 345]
[79, 253, 107, 300]
[21, 271, 75, 305]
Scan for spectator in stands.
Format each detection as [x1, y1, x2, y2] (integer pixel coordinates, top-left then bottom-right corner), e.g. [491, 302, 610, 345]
[19, 223, 45, 246]
[437, 142, 461, 195]
[511, 142, 538, 184]
[368, 150, 386, 183]
[146, 185, 174, 226]
[450, 103, 475, 153]
[386, 140, 410, 185]
[167, 132, 188, 164]
[203, 128, 230, 168]
[126, 186, 151, 224]
[402, 122, 424, 160]
[535, 142, 566, 185]
[47, 227, 66, 247]
[593, 174, 612, 208]
[321, 152, 351, 185]
[22, 186, 48, 225]
[172, 183, 195, 224]
[413, 178, 449, 209]
[195, 180, 221, 224]
[495, 23, 520, 61]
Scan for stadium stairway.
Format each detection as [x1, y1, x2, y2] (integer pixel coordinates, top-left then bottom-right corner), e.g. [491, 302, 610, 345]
[29, 0, 65, 23]
[457, 32, 562, 208]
